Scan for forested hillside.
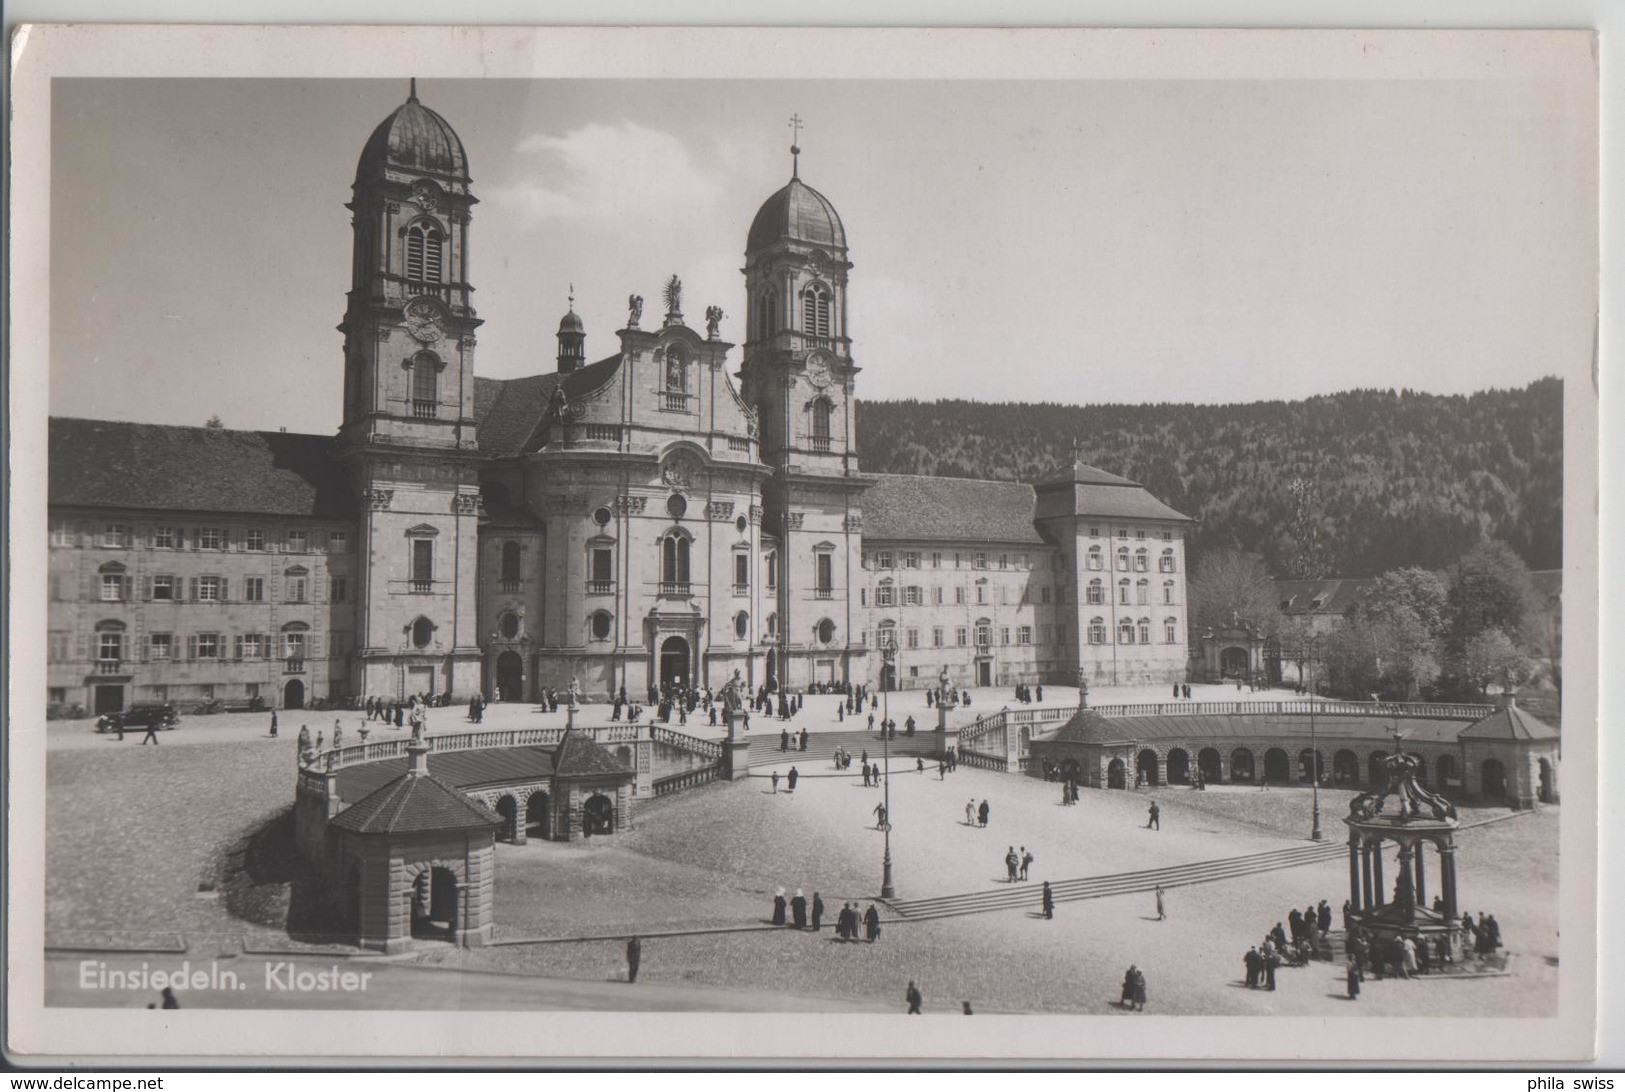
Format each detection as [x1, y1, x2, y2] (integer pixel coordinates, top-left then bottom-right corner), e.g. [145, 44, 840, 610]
[854, 379, 1562, 577]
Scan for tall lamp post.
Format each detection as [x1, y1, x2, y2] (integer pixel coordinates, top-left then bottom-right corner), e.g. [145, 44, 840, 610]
[1307, 651, 1322, 842]
[880, 629, 896, 899]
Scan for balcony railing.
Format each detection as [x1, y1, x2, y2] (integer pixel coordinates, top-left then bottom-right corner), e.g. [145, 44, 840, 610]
[411, 400, 438, 419]
[659, 581, 691, 597]
[732, 584, 749, 597]
[807, 435, 832, 453]
[660, 391, 689, 412]
[587, 580, 614, 595]
[813, 587, 834, 600]
[409, 579, 433, 594]
[501, 580, 522, 593]
[284, 658, 306, 674]
[95, 660, 123, 675]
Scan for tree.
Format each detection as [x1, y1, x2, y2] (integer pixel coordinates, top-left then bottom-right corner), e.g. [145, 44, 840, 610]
[204, 415, 224, 429]
[1285, 476, 1327, 580]
[1446, 540, 1544, 647]
[1356, 567, 1450, 641]
[1459, 628, 1532, 696]
[1190, 549, 1282, 637]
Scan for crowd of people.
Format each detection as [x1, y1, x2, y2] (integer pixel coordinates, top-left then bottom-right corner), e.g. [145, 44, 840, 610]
[1244, 898, 1335, 989]
[768, 889, 881, 942]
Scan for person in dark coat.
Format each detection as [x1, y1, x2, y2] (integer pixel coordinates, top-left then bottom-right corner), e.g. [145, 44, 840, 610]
[790, 890, 808, 929]
[905, 981, 923, 1014]
[864, 903, 881, 942]
[811, 892, 825, 932]
[269, 711, 279, 737]
[1263, 948, 1279, 990]
[786, 766, 799, 793]
[771, 889, 787, 926]
[978, 799, 990, 827]
[840, 902, 857, 941]
[1244, 946, 1261, 988]
[1288, 908, 1304, 943]
[626, 936, 641, 983]
[780, 728, 790, 751]
[1147, 801, 1160, 829]
[1041, 881, 1054, 919]
[1318, 899, 1333, 938]
[1346, 957, 1361, 1000]
[160, 987, 180, 1009]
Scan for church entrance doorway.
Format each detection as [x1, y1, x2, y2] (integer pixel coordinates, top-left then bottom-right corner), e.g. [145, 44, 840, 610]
[1220, 646, 1249, 678]
[659, 636, 690, 692]
[282, 678, 305, 710]
[495, 651, 523, 702]
[93, 685, 125, 715]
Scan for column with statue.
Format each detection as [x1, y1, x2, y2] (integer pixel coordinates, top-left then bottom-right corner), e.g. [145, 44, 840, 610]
[934, 664, 957, 760]
[719, 668, 751, 780]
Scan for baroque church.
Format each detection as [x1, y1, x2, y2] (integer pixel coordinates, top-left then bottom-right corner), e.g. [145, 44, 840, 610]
[46, 88, 1194, 716]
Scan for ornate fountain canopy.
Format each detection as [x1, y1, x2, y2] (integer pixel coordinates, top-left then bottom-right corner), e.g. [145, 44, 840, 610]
[1345, 726, 1459, 830]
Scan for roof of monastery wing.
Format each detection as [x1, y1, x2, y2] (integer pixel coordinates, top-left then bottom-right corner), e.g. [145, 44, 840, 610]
[49, 418, 353, 518]
[472, 354, 621, 457]
[330, 769, 502, 835]
[1274, 578, 1371, 617]
[1459, 703, 1559, 742]
[862, 474, 1047, 545]
[1046, 709, 1482, 746]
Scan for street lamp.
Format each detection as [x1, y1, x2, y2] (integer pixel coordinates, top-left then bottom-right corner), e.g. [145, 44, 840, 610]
[1308, 653, 1322, 842]
[880, 629, 897, 899]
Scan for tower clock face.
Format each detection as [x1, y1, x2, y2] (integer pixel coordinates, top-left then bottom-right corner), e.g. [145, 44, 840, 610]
[806, 356, 833, 389]
[404, 297, 445, 343]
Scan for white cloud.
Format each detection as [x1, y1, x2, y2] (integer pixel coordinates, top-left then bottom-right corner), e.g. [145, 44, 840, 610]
[486, 121, 724, 225]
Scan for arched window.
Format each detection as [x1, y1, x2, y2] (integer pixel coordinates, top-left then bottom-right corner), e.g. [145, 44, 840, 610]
[404, 220, 444, 283]
[1164, 617, 1178, 644]
[661, 532, 691, 590]
[500, 541, 522, 586]
[1159, 549, 1176, 573]
[1136, 578, 1149, 605]
[1118, 619, 1135, 645]
[1088, 617, 1106, 645]
[754, 289, 777, 339]
[975, 620, 993, 647]
[1118, 578, 1131, 606]
[590, 611, 613, 641]
[810, 398, 832, 451]
[765, 612, 779, 638]
[1087, 546, 1103, 571]
[764, 549, 778, 590]
[801, 283, 831, 338]
[1087, 578, 1104, 605]
[1163, 580, 1176, 605]
[1138, 618, 1151, 644]
[410, 351, 438, 418]
[735, 611, 750, 640]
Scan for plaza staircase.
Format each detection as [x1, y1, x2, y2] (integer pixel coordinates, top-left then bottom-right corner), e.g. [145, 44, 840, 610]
[884, 841, 1348, 922]
[745, 728, 940, 770]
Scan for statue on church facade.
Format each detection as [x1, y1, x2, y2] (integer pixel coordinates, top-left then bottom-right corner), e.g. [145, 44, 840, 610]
[627, 294, 643, 328]
[705, 305, 724, 340]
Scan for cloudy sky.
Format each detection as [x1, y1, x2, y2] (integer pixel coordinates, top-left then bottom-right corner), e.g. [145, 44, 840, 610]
[49, 74, 1595, 433]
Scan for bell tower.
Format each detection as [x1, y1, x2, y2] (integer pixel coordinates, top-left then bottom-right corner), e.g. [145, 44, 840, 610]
[337, 82, 484, 702]
[739, 128, 870, 692]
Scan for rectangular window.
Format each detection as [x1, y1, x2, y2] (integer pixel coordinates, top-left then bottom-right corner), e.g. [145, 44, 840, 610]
[765, 554, 777, 590]
[195, 528, 221, 550]
[1089, 526, 1100, 537]
[243, 577, 265, 602]
[955, 586, 964, 605]
[956, 627, 968, 647]
[196, 633, 220, 659]
[973, 552, 987, 570]
[411, 540, 434, 589]
[1020, 554, 1029, 569]
[815, 552, 833, 592]
[876, 586, 895, 607]
[100, 573, 125, 601]
[903, 586, 921, 607]
[1118, 528, 1128, 539]
[1001, 627, 1010, 646]
[589, 548, 614, 593]
[954, 552, 962, 569]
[245, 530, 266, 551]
[932, 627, 944, 648]
[197, 576, 223, 602]
[286, 576, 308, 603]
[51, 521, 75, 547]
[999, 554, 1008, 570]
[99, 632, 123, 661]
[733, 553, 749, 592]
[150, 633, 173, 661]
[1119, 585, 1130, 606]
[49, 687, 68, 704]
[1136, 529, 1147, 539]
[976, 585, 986, 605]
[200, 684, 216, 700]
[241, 634, 264, 660]
[860, 588, 867, 606]
[933, 586, 944, 605]
[287, 530, 308, 553]
[902, 551, 919, 569]
[152, 575, 175, 601]
[100, 524, 131, 548]
[1163, 530, 1173, 542]
[931, 552, 942, 569]
[48, 631, 70, 662]
[906, 628, 919, 650]
[284, 633, 306, 660]
[1041, 586, 1051, 604]
[152, 526, 176, 549]
[1019, 625, 1032, 645]
[877, 550, 893, 569]
[329, 530, 349, 552]
[331, 576, 348, 604]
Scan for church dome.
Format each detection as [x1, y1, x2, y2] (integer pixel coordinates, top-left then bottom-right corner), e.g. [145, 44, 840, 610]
[355, 87, 470, 185]
[557, 308, 585, 335]
[747, 176, 846, 254]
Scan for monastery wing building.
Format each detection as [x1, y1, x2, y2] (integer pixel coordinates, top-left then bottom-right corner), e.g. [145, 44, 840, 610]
[46, 89, 1194, 716]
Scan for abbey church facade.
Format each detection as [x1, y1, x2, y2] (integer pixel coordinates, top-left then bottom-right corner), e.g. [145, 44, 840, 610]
[46, 90, 1193, 715]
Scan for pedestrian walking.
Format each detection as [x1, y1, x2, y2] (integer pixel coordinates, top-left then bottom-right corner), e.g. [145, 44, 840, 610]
[978, 799, 990, 828]
[141, 719, 161, 745]
[626, 936, 641, 984]
[1041, 881, 1054, 919]
[965, 799, 976, 825]
[874, 802, 888, 830]
[864, 902, 882, 942]
[1155, 885, 1165, 921]
[905, 980, 923, 1014]
[771, 770, 780, 794]
[1147, 801, 1160, 830]
[1019, 848, 1033, 882]
[1005, 846, 1019, 882]
[269, 711, 278, 737]
[787, 766, 799, 793]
